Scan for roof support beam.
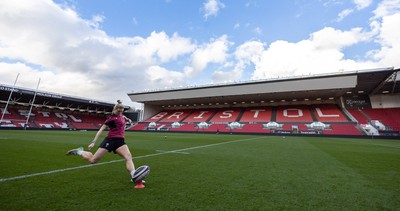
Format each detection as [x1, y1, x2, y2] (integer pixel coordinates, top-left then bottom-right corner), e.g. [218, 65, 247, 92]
[391, 71, 398, 94]
[370, 72, 397, 95]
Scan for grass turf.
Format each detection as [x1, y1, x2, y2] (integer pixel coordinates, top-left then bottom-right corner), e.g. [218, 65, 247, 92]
[0, 130, 399, 210]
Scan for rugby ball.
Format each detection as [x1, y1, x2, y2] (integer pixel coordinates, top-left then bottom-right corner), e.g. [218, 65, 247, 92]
[132, 165, 150, 183]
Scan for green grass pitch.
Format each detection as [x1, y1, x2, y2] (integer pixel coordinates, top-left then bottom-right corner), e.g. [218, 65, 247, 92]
[0, 130, 399, 210]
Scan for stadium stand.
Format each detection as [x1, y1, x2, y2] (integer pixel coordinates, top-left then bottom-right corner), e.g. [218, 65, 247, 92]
[131, 104, 399, 136]
[208, 108, 242, 123]
[144, 111, 169, 122]
[200, 123, 232, 133]
[322, 123, 363, 135]
[2, 68, 399, 138]
[240, 124, 270, 133]
[276, 105, 314, 123]
[311, 104, 349, 122]
[0, 106, 108, 129]
[346, 108, 370, 124]
[182, 109, 216, 123]
[239, 107, 272, 123]
[156, 110, 193, 123]
[0, 107, 25, 127]
[128, 122, 148, 131]
[0, 107, 21, 120]
[362, 108, 400, 131]
[128, 68, 400, 137]
[0, 85, 139, 130]
[169, 123, 197, 132]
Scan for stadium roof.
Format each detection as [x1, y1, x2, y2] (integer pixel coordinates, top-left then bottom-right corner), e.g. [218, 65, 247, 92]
[128, 67, 399, 107]
[0, 84, 115, 113]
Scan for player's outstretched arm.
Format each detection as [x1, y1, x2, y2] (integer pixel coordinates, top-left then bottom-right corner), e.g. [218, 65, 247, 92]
[88, 124, 107, 150]
[123, 115, 133, 123]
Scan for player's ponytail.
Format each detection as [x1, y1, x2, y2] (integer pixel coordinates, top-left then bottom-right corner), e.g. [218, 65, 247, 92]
[114, 100, 124, 110]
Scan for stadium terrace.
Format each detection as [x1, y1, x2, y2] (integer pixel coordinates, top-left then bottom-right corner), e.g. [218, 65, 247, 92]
[1, 67, 399, 138]
[128, 67, 400, 138]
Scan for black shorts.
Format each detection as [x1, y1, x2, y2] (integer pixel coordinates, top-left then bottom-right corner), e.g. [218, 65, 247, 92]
[99, 138, 126, 153]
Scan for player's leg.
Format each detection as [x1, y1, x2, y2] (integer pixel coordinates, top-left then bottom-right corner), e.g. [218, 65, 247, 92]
[66, 147, 108, 164]
[85, 148, 108, 164]
[115, 145, 135, 177]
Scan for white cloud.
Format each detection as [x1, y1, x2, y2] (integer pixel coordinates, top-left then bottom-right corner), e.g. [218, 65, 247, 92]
[247, 0, 400, 80]
[145, 65, 185, 86]
[370, 13, 400, 66]
[311, 27, 373, 49]
[203, 0, 225, 20]
[251, 27, 379, 79]
[322, 0, 343, 7]
[0, 62, 110, 102]
[211, 66, 243, 82]
[185, 35, 231, 76]
[353, 0, 372, 10]
[90, 15, 105, 29]
[335, 0, 371, 22]
[132, 17, 138, 25]
[212, 40, 265, 82]
[336, 9, 354, 22]
[0, 62, 43, 89]
[372, 0, 400, 19]
[235, 41, 265, 65]
[254, 27, 263, 35]
[366, 0, 400, 68]
[132, 31, 195, 63]
[0, 0, 399, 107]
[376, 14, 400, 47]
[0, 0, 199, 106]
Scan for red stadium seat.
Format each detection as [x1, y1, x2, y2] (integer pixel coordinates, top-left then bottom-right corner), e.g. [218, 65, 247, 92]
[362, 108, 400, 131]
[208, 108, 242, 123]
[156, 110, 192, 123]
[183, 109, 217, 123]
[276, 105, 313, 123]
[347, 109, 370, 124]
[239, 107, 272, 123]
[312, 104, 349, 122]
[128, 123, 148, 131]
[323, 124, 363, 135]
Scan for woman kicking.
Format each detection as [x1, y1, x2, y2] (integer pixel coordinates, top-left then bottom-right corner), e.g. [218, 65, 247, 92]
[66, 100, 139, 184]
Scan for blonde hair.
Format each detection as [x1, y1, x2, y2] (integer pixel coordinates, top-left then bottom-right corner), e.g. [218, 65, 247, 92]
[114, 100, 124, 110]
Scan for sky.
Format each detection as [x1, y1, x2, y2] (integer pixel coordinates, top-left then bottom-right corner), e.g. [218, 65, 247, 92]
[0, 0, 399, 108]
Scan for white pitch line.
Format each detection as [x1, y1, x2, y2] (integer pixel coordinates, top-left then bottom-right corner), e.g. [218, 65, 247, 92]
[156, 150, 190, 154]
[0, 136, 263, 183]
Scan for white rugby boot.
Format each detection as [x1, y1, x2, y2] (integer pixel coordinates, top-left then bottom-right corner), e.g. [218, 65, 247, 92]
[66, 147, 83, 156]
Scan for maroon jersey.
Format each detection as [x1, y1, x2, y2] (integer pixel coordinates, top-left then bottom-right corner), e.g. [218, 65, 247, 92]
[104, 114, 125, 138]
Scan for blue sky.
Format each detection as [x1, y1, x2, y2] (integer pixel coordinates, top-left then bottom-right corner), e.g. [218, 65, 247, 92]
[0, 0, 399, 107]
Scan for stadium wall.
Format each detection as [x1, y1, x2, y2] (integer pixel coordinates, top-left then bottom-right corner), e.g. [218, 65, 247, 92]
[143, 104, 163, 121]
[127, 130, 400, 140]
[370, 94, 400, 108]
[129, 75, 357, 101]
